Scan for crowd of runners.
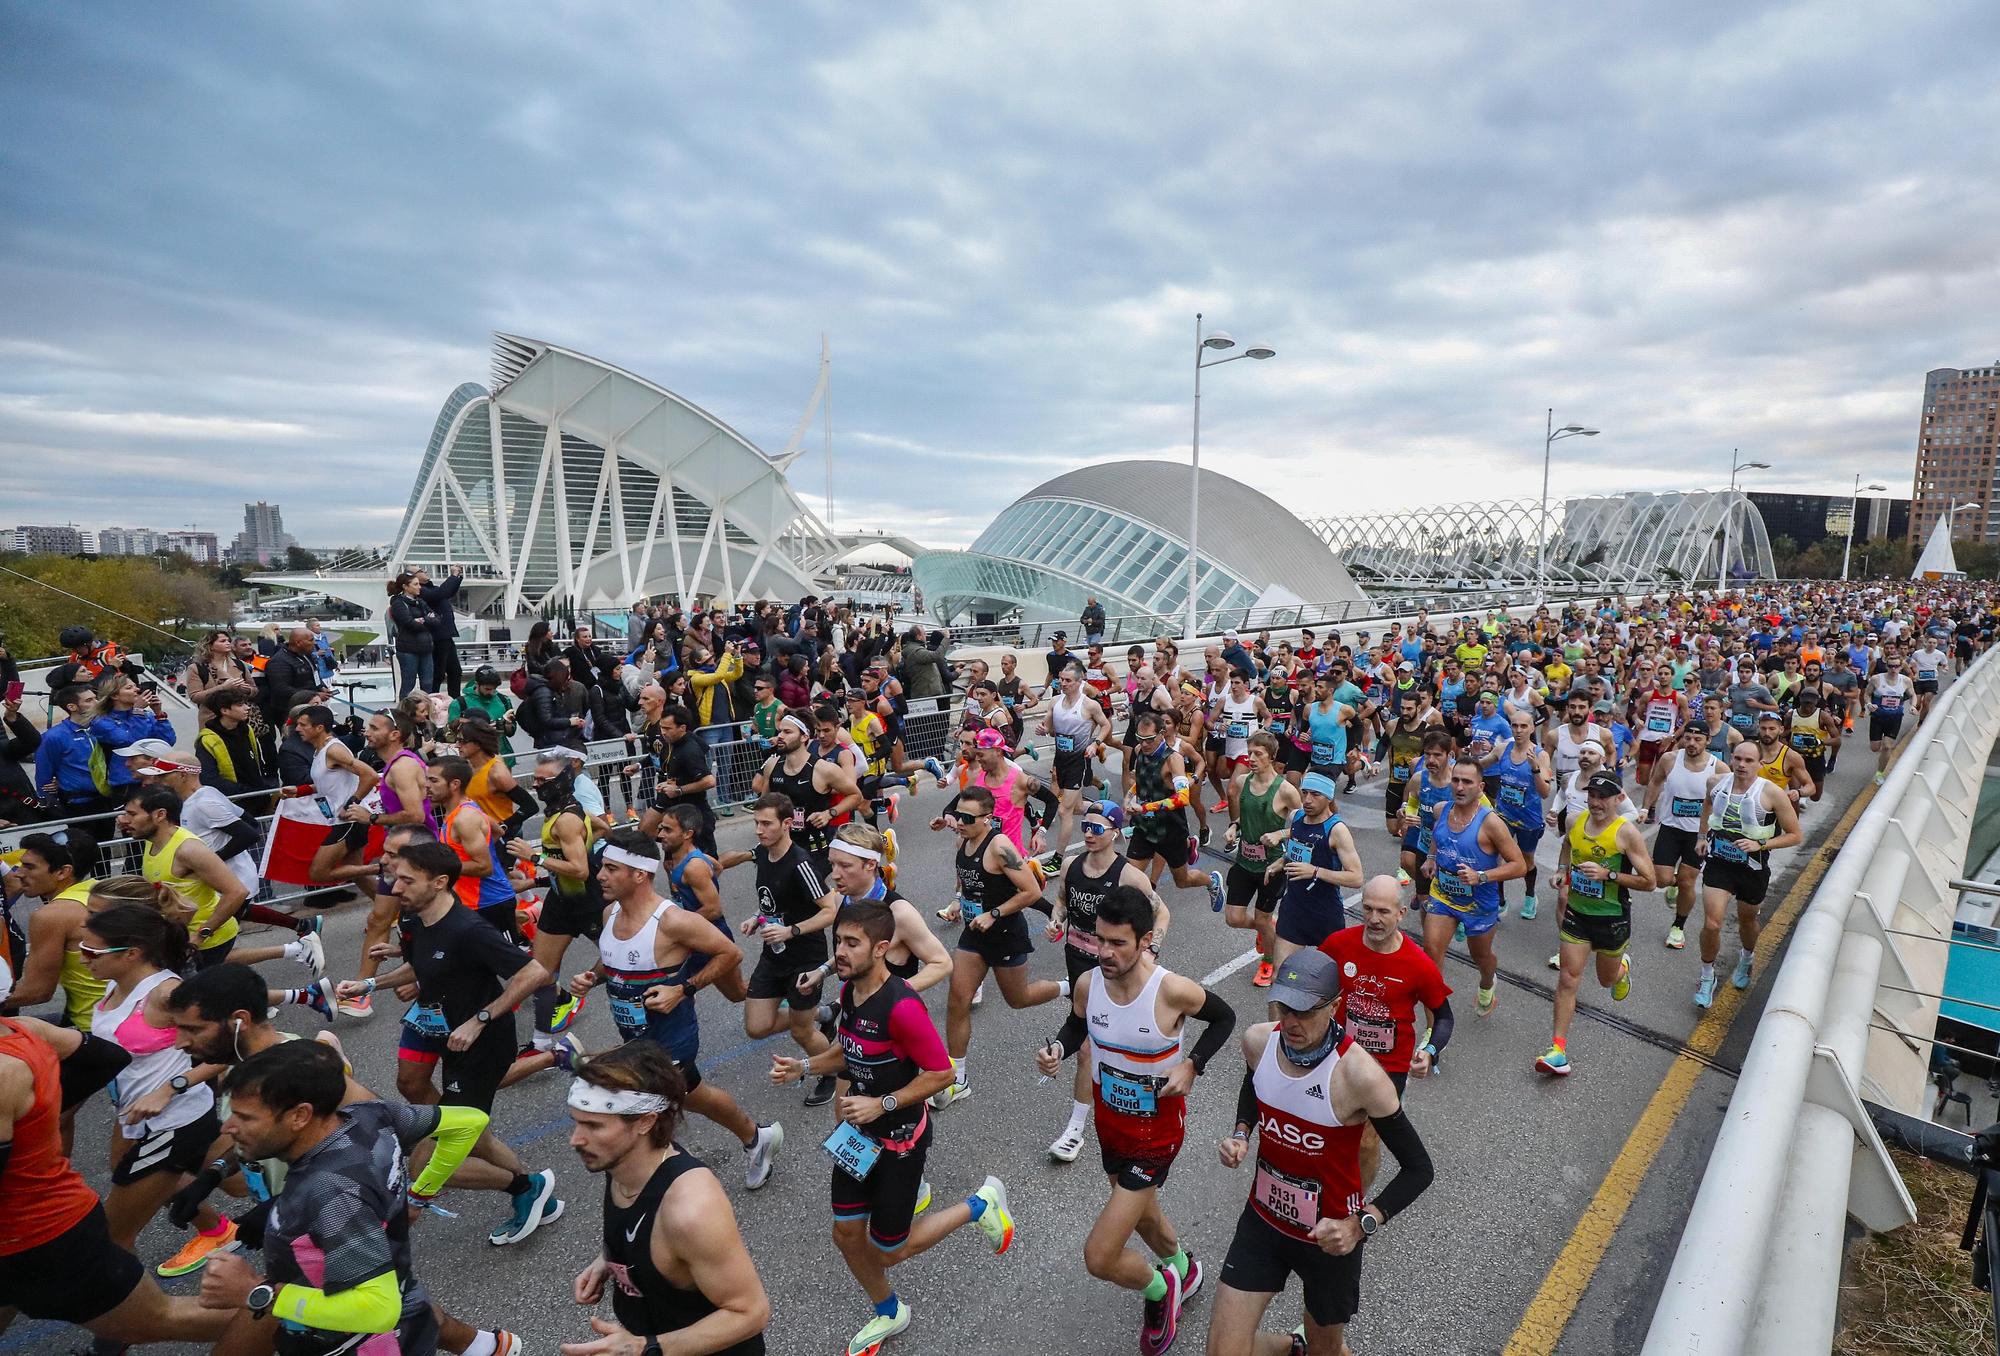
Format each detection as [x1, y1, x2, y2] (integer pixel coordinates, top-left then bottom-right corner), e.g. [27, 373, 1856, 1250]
[1, 580, 1995, 1356]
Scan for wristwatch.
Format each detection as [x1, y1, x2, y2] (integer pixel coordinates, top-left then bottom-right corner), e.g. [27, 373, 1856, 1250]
[880, 1093, 899, 1113]
[1357, 1208, 1380, 1238]
[641, 1339, 664, 1356]
[169, 1074, 191, 1094]
[246, 1283, 276, 1319]
[475, 1009, 492, 1024]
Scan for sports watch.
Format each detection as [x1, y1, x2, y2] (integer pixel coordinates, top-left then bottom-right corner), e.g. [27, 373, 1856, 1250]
[475, 1009, 492, 1024]
[169, 1074, 191, 1094]
[880, 1093, 899, 1113]
[246, 1283, 276, 1319]
[1357, 1208, 1380, 1238]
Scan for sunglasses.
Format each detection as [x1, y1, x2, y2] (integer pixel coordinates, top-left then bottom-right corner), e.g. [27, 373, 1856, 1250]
[1080, 822, 1111, 835]
[78, 943, 130, 959]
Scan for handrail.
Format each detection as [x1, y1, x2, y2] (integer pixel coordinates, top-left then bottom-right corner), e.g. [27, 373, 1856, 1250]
[1641, 641, 2000, 1356]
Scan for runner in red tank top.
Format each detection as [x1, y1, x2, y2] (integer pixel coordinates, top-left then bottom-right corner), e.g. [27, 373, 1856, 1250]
[1211, 950, 1435, 1356]
[0, 1017, 229, 1345]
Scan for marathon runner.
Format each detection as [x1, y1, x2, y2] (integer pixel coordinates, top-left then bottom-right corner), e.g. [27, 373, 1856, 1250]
[1786, 688, 1832, 803]
[1536, 774, 1655, 1076]
[1320, 876, 1452, 1187]
[770, 901, 1014, 1356]
[340, 707, 433, 1012]
[333, 839, 569, 1246]
[731, 791, 842, 1107]
[1264, 772, 1363, 979]
[196, 1040, 488, 1356]
[794, 822, 953, 999]
[1223, 733, 1302, 989]
[567, 827, 782, 1190]
[1866, 653, 1915, 784]
[1042, 664, 1114, 869]
[753, 711, 865, 868]
[121, 784, 250, 971]
[1642, 722, 1727, 950]
[932, 784, 1070, 1110]
[1036, 886, 1236, 1355]
[1694, 741, 1803, 1007]
[1396, 732, 1454, 897]
[1421, 758, 1528, 1017]
[1211, 950, 1434, 1356]
[655, 804, 751, 1003]
[1629, 663, 1688, 787]
[1910, 634, 1949, 721]
[1122, 710, 1225, 908]
[567, 1042, 771, 1356]
[1751, 710, 1815, 810]
[1480, 712, 1554, 920]
[1046, 803, 1170, 1162]
[430, 756, 519, 934]
[503, 747, 595, 1054]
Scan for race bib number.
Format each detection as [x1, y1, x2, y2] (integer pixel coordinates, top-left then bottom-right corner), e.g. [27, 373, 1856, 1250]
[1283, 838, 1312, 865]
[1066, 928, 1101, 956]
[1567, 867, 1606, 899]
[822, 1122, 881, 1181]
[1790, 732, 1817, 751]
[1878, 695, 1902, 713]
[1098, 1065, 1160, 1115]
[1001, 695, 1016, 707]
[1711, 837, 1748, 863]
[403, 1003, 450, 1037]
[958, 895, 985, 920]
[1055, 734, 1077, 753]
[1730, 712, 1753, 730]
[791, 809, 807, 831]
[1391, 756, 1414, 779]
[1498, 782, 1528, 807]
[1919, 669, 1937, 682]
[1240, 841, 1268, 864]
[608, 992, 650, 1037]
[1435, 869, 1472, 899]
[1312, 741, 1340, 766]
[1646, 713, 1674, 733]
[1253, 1162, 1322, 1232]
[1345, 1012, 1396, 1054]
[1227, 721, 1250, 739]
[1670, 796, 1703, 818]
[1414, 827, 1433, 855]
[1269, 713, 1290, 733]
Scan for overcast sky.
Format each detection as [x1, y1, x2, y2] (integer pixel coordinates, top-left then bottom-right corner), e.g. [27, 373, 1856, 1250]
[5, 2, 1998, 548]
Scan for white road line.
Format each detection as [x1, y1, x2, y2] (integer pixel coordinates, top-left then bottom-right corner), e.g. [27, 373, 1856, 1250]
[1200, 948, 1263, 986]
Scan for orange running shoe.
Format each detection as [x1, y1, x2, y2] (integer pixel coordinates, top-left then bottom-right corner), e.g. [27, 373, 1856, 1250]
[156, 1219, 239, 1277]
[1252, 960, 1275, 988]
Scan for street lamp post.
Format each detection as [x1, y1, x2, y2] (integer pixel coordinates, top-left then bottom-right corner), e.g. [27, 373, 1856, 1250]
[1186, 314, 1276, 642]
[1840, 475, 1889, 581]
[1535, 410, 1599, 607]
[1718, 449, 1772, 594]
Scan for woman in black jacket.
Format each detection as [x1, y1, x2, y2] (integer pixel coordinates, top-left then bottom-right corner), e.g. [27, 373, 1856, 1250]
[386, 571, 438, 697]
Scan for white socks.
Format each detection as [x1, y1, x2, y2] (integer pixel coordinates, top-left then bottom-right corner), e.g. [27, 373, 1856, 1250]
[1057, 979, 1072, 999]
[1066, 1100, 1090, 1133]
[282, 939, 307, 962]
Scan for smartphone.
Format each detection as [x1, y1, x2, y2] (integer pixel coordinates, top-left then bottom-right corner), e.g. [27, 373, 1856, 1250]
[3, 683, 21, 703]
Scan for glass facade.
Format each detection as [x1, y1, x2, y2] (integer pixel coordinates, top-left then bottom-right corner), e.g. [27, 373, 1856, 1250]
[927, 496, 1260, 624]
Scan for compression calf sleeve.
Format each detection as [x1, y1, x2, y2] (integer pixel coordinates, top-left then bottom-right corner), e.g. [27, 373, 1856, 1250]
[411, 1105, 491, 1199]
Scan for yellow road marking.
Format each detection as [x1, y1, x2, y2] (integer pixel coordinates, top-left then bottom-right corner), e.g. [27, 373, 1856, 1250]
[1502, 775, 1882, 1356]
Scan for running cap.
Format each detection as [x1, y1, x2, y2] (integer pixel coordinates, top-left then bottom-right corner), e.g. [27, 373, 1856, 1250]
[1224, 629, 1241, 640]
[136, 758, 198, 776]
[1584, 773, 1624, 799]
[533, 746, 587, 764]
[113, 737, 175, 759]
[474, 666, 501, 684]
[1397, 660, 1415, 671]
[1083, 800, 1125, 829]
[974, 727, 1008, 749]
[1266, 949, 1341, 1012]
[1299, 771, 1338, 798]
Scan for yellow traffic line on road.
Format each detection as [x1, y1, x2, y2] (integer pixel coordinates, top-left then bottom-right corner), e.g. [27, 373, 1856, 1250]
[1501, 774, 1882, 1356]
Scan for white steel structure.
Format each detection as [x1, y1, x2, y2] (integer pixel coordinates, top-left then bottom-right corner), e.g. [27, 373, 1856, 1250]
[1309, 490, 1776, 590]
[253, 336, 914, 622]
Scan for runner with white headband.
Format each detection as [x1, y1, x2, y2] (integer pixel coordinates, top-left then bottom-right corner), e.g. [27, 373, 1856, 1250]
[566, 1042, 771, 1356]
[564, 827, 783, 1190]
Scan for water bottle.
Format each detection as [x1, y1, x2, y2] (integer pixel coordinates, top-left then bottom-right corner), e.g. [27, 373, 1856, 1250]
[759, 914, 786, 955]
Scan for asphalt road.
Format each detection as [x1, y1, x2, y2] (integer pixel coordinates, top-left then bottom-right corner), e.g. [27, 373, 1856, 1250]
[25, 720, 1892, 1356]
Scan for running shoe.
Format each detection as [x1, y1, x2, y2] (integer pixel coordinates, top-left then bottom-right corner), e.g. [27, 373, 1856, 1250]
[488, 1171, 563, 1246]
[1187, 835, 1201, 863]
[1520, 894, 1538, 921]
[1177, 1254, 1205, 1304]
[744, 1123, 783, 1190]
[1694, 971, 1718, 1010]
[884, 827, 899, 859]
[155, 1218, 238, 1276]
[929, 1078, 972, 1110]
[1496, 896, 1510, 919]
[1197, 824, 1211, 848]
[970, 1175, 1013, 1253]
[1141, 1261, 1183, 1356]
[489, 1332, 521, 1356]
[848, 1299, 911, 1356]
[922, 756, 947, 783]
[915, 1180, 932, 1214]
[1041, 850, 1065, 876]
[1612, 954, 1632, 1002]
[1251, 959, 1275, 989]
[336, 993, 373, 1019]
[1206, 870, 1225, 912]
[548, 990, 586, 1033]
[1873, 771, 1885, 785]
[1397, 868, 1411, 886]
[1048, 1123, 1086, 1163]
[971, 981, 985, 1008]
[1455, 922, 1467, 942]
[885, 795, 900, 823]
[805, 1074, 837, 1107]
[1289, 1323, 1307, 1354]
[1732, 952, 1754, 990]
[299, 978, 337, 1024]
[1546, 952, 1560, 970]
[551, 1031, 584, 1072]
[1534, 1045, 1572, 1077]
[817, 1003, 839, 1047]
[1209, 799, 1229, 814]
[1663, 884, 1679, 906]
[1019, 745, 1040, 763]
[1476, 985, 1497, 1017]
[291, 930, 327, 977]
[1666, 924, 1686, 950]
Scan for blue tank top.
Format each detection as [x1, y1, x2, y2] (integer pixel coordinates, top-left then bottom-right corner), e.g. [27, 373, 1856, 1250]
[1406, 765, 1453, 854]
[1438, 675, 1467, 709]
[1491, 741, 1543, 829]
[1282, 811, 1345, 911]
[666, 849, 736, 947]
[1429, 804, 1501, 915]
[1305, 701, 1347, 768]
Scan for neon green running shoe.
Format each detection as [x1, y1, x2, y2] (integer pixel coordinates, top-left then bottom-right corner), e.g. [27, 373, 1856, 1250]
[848, 1299, 911, 1355]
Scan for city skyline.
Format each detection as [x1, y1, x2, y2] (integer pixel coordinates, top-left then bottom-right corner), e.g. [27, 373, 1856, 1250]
[5, 4, 1998, 546]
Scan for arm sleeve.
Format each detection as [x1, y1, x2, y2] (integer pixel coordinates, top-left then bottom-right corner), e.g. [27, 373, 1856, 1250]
[1427, 996, 1456, 1055]
[1367, 1107, 1435, 1221]
[59, 1034, 130, 1111]
[1187, 987, 1238, 1076]
[886, 995, 953, 1074]
[1233, 1064, 1259, 1133]
[1051, 1007, 1089, 1060]
[273, 1271, 402, 1335]
[214, 814, 262, 863]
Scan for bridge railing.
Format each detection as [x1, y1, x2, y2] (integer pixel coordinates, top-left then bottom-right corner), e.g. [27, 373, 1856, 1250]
[1641, 641, 2000, 1356]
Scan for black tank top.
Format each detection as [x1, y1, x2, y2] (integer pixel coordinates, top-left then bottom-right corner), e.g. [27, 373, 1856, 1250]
[1062, 851, 1127, 938]
[955, 827, 1013, 914]
[766, 751, 832, 854]
[601, 1148, 764, 1354]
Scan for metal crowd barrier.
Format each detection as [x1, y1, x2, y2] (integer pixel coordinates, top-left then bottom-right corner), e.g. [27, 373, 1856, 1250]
[1641, 639, 2000, 1356]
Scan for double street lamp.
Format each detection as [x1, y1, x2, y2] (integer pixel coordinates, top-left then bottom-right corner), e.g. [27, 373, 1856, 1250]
[1535, 411, 1599, 605]
[1718, 449, 1772, 593]
[1186, 314, 1276, 642]
[1840, 475, 1889, 581]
